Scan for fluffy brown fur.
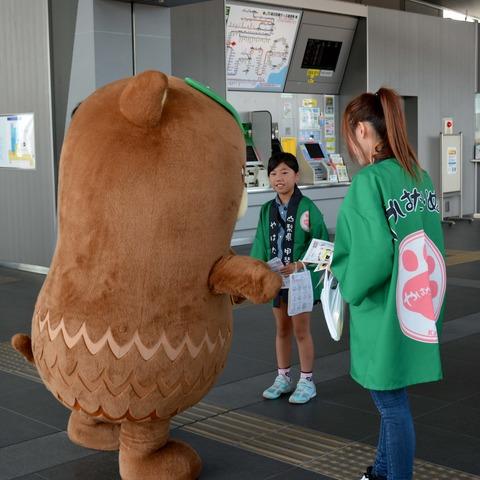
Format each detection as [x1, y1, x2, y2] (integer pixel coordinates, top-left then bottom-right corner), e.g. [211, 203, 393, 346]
[12, 71, 281, 479]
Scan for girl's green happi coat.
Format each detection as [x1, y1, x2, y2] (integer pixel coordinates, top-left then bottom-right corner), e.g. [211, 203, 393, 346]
[332, 158, 446, 390]
[251, 194, 329, 303]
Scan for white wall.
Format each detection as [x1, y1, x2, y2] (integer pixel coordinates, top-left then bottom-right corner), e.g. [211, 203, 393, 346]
[0, 0, 56, 267]
[368, 7, 476, 215]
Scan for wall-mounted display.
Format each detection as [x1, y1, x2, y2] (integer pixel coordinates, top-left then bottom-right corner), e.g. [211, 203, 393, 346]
[0, 113, 35, 169]
[225, 2, 301, 92]
[301, 39, 342, 74]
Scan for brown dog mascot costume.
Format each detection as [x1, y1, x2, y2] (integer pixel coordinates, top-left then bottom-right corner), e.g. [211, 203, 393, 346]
[12, 70, 282, 479]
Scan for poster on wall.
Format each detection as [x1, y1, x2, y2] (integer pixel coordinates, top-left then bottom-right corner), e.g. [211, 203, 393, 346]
[447, 147, 457, 174]
[225, 3, 301, 92]
[323, 95, 336, 153]
[0, 113, 35, 169]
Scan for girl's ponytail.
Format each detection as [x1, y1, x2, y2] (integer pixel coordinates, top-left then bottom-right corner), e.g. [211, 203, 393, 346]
[377, 87, 420, 178]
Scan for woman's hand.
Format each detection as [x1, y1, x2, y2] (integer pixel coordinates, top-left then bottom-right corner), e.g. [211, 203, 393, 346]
[279, 262, 303, 275]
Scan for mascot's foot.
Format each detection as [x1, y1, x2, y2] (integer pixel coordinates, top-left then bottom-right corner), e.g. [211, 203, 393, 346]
[67, 410, 120, 451]
[119, 419, 202, 480]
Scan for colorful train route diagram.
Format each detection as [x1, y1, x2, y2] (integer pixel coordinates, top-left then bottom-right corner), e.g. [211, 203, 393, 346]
[225, 3, 301, 92]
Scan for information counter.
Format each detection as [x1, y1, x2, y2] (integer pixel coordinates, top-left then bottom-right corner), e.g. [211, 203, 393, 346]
[231, 183, 350, 246]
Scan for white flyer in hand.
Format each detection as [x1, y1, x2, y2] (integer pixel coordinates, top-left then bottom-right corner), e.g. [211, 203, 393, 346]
[301, 239, 334, 270]
[267, 257, 290, 289]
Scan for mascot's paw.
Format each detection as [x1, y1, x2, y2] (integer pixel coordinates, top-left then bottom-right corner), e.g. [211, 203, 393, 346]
[248, 263, 283, 304]
[120, 439, 202, 480]
[209, 255, 282, 304]
[68, 411, 120, 451]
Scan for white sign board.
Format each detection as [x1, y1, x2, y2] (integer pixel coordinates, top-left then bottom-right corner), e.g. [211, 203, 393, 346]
[0, 113, 35, 169]
[225, 3, 301, 92]
[441, 133, 461, 194]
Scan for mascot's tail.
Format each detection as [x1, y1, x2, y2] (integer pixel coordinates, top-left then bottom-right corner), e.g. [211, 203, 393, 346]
[11, 334, 34, 363]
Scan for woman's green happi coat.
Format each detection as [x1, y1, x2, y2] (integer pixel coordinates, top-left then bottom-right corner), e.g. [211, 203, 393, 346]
[332, 158, 446, 390]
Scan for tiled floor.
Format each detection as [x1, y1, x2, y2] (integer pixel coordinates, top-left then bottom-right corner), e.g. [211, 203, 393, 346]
[1, 220, 480, 479]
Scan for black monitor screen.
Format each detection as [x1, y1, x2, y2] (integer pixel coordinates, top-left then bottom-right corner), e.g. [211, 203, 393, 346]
[246, 145, 258, 163]
[304, 143, 325, 159]
[301, 39, 342, 71]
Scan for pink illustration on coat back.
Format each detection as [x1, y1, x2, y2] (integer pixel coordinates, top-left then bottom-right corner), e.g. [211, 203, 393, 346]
[402, 270, 435, 320]
[396, 231, 446, 343]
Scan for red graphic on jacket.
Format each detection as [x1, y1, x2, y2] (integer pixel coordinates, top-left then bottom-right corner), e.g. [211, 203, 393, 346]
[396, 231, 446, 343]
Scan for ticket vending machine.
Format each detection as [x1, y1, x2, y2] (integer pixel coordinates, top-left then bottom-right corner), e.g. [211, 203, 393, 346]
[297, 142, 333, 184]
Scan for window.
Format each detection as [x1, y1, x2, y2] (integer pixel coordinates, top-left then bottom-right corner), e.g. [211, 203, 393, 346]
[442, 9, 475, 22]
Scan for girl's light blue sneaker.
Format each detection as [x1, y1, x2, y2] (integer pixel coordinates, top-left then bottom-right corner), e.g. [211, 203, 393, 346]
[288, 378, 317, 404]
[262, 374, 294, 400]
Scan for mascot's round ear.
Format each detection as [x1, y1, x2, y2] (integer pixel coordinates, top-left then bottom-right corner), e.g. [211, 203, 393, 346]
[119, 70, 168, 128]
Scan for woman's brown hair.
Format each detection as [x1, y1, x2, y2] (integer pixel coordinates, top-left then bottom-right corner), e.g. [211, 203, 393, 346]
[342, 87, 419, 178]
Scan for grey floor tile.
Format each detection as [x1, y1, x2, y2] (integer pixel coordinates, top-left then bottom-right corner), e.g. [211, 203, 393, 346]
[413, 424, 480, 475]
[443, 222, 480, 251]
[266, 466, 333, 479]
[207, 351, 351, 411]
[242, 396, 378, 442]
[0, 432, 95, 480]
[35, 432, 332, 480]
[33, 452, 119, 480]
[410, 354, 480, 402]
[0, 406, 58, 448]
[362, 424, 480, 475]
[415, 403, 480, 440]
[216, 352, 277, 386]
[236, 303, 349, 358]
[313, 375, 449, 419]
[7, 476, 44, 480]
[448, 277, 480, 289]
[446, 261, 480, 281]
[443, 285, 480, 322]
[172, 429, 295, 479]
[0, 371, 39, 398]
[441, 332, 480, 361]
[440, 312, 480, 344]
[206, 370, 278, 409]
[0, 384, 70, 431]
[454, 392, 480, 411]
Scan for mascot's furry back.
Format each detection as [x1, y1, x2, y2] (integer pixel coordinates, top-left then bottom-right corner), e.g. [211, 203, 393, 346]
[13, 71, 281, 479]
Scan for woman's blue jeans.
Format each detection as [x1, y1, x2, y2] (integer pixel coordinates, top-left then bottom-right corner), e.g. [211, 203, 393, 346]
[369, 388, 415, 480]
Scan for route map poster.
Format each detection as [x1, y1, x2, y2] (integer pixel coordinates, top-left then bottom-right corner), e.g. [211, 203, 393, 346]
[0, 113, 35, 169]
[226, 3, 301, 92]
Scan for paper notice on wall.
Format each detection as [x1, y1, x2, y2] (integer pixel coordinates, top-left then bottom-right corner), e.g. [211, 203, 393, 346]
[324, 118, 335, 137]
[324, 95, 335, 116]
[0, 113, 35, 169]
[302, 98, 317, 108]
[447, 147, 457, 174]
[325, 138, 336, 153]
[299, 107, 320, 130]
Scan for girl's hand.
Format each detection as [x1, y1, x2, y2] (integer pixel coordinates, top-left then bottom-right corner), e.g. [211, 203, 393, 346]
[279, 262, 302, 275]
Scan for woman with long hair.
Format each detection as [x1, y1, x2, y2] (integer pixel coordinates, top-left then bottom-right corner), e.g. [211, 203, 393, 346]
[332, 88, 446, 480]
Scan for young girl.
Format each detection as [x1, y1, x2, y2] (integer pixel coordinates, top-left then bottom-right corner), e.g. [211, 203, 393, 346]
[251, 152, 329, 404]
[331, 88, 446, 480]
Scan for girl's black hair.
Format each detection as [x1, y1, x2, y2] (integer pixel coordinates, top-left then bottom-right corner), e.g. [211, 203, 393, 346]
[268, 152, 299, 175]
